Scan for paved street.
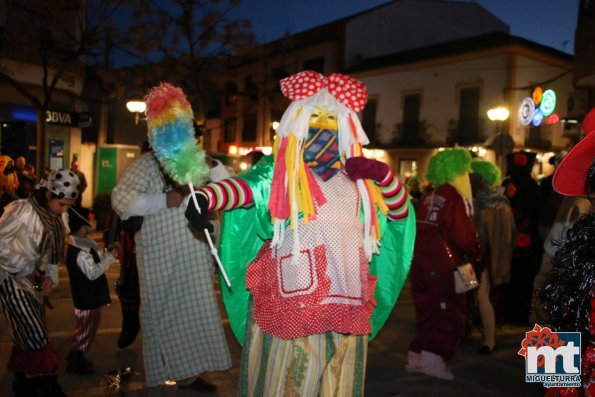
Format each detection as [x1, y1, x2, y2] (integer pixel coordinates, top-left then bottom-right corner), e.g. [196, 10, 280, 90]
[0, 236, 546, 396]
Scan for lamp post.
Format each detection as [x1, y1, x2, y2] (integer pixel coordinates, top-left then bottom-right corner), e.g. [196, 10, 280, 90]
[126, 100, 147, 124]
[487, 105, 513, 171]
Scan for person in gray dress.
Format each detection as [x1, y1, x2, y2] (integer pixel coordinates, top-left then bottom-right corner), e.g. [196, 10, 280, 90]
[111, 151, 231, 394]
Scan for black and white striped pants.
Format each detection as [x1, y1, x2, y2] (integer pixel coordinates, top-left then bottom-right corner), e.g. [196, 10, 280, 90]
[0, 277, 49, 350]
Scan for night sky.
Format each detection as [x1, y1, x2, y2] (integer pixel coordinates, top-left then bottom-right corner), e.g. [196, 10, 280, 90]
[228, 0, 579, 53]
[111, 0, 579, 67]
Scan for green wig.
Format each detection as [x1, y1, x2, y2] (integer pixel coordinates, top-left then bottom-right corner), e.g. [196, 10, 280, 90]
[406, 175, 420, 187]
[426, 148, 472, 187]
[471, 158, 501, 187]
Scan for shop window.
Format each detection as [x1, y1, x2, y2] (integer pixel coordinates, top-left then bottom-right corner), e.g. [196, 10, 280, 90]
[399, 159, 418, 181]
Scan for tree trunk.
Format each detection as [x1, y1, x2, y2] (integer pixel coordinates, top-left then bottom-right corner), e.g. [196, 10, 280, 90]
[36, 108, 47, 180]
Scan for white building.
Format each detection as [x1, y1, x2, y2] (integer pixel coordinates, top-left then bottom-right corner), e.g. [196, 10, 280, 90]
[352, 32, 580, 179]
[217, 0, 584, 180]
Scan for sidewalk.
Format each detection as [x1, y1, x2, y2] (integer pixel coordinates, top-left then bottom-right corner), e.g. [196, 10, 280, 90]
[0, 253, 545, 396]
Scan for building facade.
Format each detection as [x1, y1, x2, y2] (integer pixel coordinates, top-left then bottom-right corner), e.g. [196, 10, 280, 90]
[0, 0, 92, 204]
[353, 32, 579, 180]
[214, 0, 584, 180]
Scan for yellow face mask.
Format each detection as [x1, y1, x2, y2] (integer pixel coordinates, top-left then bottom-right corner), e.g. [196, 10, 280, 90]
[449, 173, 472, 202]
[309, 107, 338, 130]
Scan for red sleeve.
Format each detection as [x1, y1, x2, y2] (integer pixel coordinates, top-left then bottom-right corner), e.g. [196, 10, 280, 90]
[440, 186, 480, 260]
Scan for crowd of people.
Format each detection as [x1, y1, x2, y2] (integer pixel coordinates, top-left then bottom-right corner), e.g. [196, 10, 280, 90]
[0, 73, 593, 397]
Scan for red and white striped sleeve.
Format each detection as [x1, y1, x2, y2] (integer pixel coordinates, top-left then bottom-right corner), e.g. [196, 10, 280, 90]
[377, 169, 409, 220]
[199, 177, 254, 211]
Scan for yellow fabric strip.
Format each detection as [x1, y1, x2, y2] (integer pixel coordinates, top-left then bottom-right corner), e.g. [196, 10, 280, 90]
[313, 134, 337, 161]
[303, 128, 324, 151]
[298, 157, 313, 224]
[286, 135, 297, 230]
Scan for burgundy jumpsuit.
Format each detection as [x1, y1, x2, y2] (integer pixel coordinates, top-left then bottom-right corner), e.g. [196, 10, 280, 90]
[409, 184, 480, 359]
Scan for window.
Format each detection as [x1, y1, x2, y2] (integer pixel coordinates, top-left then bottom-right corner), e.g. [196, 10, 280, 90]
[242, 113, 257, 142]
[303, 57, 325, 73]
[225, 82, 238, 107]
[402, 93, 421, 142]
[244, 75, 258, 101]
[224, 118, 236, 143]
[457, 86, 480, 144]
[361, 98, 377, 143]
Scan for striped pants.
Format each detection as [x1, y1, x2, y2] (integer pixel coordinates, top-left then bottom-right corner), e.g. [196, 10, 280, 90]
[0, 277, 48, 350]
[71, 308, 101, 352]
[0, 277, 62, 375]
[239, 317, 368, 397]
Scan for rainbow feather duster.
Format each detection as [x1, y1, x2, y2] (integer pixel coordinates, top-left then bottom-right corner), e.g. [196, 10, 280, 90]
[145, 82, 209, 186]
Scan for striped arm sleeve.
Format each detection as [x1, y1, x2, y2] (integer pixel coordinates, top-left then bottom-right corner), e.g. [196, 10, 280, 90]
[199, 177, 254, 211]
[377, 169, 408, 220]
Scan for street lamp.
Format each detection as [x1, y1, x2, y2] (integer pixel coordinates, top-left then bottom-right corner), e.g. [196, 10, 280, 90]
[487, 106, 510, 122]
[126, 100, 146, 124]
[487, 105, 513, 170]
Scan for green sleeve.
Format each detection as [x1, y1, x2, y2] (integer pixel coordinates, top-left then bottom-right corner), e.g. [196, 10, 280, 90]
[369, 200, 416, 339]
[218, 155, 274, 345]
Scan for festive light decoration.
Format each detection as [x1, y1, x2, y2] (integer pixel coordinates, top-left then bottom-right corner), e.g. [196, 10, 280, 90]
[539, 89, 556, 116]
[532, 108, 544, 127]
[532, 87, 543, 105]
[546, 113, 560, 125]
[518, 97, 535, 126]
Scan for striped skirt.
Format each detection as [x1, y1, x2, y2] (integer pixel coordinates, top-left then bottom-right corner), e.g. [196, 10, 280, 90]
[239, 308, 368, 397]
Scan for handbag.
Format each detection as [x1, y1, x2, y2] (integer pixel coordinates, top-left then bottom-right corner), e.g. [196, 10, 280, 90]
[454, 263, 479, 294]
[440, 233, 479, 294]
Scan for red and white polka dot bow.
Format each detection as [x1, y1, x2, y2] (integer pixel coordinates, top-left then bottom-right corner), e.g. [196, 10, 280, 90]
[280, 70, 368, 112]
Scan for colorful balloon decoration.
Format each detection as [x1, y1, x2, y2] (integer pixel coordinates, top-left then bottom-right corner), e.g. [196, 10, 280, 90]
[532, 87, 543, 105]
[546, 113, 560, 125]
[518, 97, 535, 126]
[518, 88, 557, 126]
[532, 108, 544, 127]
[539, 89, 556, 116]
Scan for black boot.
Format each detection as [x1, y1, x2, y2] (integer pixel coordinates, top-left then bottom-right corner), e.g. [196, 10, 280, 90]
[12, 372, 39, 397]
[117, 307, 140, 349]
[66, 351, 95, 375]
[78, 353, 93, 368]
[32, 375, 67, 397]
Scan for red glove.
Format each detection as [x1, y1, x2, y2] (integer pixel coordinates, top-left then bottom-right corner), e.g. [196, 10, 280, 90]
[345, 157, 390, 182]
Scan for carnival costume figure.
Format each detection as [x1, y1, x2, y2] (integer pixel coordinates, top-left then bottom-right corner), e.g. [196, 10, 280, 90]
[540, 108, 595, 397]
[185, 70, 416, 397]
[470, 158, 514, 354]
[405, 148, 480, 380]
[0, 169, 81, 397]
